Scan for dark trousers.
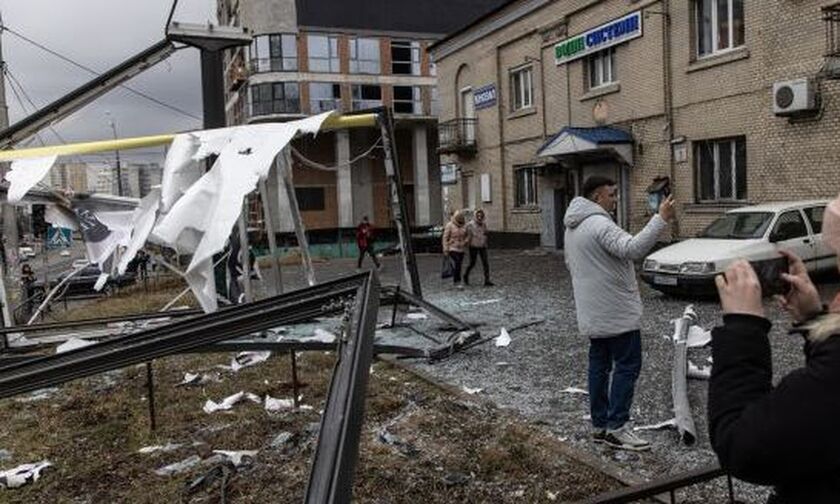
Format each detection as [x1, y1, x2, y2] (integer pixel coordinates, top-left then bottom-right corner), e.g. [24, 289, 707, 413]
[448, 251, 464, 284]
[357, 246, 380, 268]
[588, 330, 642, 431]
[464, 247, 489, 283]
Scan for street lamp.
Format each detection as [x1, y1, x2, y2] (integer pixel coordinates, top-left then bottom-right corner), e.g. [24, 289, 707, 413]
[105, 111, 123, 197]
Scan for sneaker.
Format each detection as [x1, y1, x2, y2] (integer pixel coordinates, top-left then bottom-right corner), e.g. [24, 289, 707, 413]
[604, 427, 650, 452]
[483, 280, 495, 287]
[592, 429, 607, 444]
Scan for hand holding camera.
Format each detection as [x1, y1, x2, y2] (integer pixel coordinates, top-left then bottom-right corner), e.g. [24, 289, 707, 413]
[715, 260, 765, 318]
[776, 250, 823, 323]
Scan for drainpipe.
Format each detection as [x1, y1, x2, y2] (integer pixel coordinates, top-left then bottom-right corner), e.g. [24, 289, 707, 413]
[660, 0, 679, 239]
[495, 46, 508, 231]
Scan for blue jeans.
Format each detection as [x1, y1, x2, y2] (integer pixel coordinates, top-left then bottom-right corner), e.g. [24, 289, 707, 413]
[588, 330, 642, 431]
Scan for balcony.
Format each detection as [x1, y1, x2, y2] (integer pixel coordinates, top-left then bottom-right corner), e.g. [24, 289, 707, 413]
[824, 4, 840, 78]
[437, 118, 477, 156]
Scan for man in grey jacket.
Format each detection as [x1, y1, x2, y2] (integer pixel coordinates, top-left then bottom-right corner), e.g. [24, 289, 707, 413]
[564, 176, 674, 451]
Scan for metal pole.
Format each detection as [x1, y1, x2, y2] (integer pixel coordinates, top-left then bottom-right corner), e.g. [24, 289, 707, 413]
[378, 109, 422, 298]
[0, 22, 20, 316]
[258, 178, 283, 294]
[146, 361, 157, 432]
[290, 351, 300, 408]
[237, 202, 253, 303]
[279, 149, 316, 286]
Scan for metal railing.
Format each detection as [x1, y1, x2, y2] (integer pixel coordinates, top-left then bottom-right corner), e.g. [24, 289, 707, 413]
[248, 57, 298, 73]
[825, 5, 840, 57]
[583, 464, 737, 504]
[438, 118, 477, 155]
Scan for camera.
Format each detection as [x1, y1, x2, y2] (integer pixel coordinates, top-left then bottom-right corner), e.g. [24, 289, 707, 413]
[752, 256, 790, 296]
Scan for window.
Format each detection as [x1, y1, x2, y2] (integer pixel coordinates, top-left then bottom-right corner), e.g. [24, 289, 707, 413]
[349, 37, 380, 74]
[249, 34, 297, 72]
[696, 0, 745, 58]
[695, 137, 746, 202]
[804, 206, 826, 234]
[351, 85, 382, 111]
[308, 35, 339, 73]
[391, 40, 420, 75]
[771, 211, 808, 241]
[295, 187, 326, 211]
[587, 47, 616, 89]
[309, 83, 341, 114]
[514, 167, 538, 207]
[510, 66, 533, 112]
[430, 86, 440, 116]
[250, 82, 300, 116]
[393, 86, 422, 114]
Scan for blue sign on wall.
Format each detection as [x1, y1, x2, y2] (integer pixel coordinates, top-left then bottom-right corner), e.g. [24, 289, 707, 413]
[473, 84, 497, 110]
[555, 11, 643, 65]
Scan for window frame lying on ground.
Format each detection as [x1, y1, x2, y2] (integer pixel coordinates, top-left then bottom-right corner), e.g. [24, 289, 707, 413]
[694, 136, 746, 203]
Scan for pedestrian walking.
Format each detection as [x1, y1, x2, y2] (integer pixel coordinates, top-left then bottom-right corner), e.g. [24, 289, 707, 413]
[464, 208, 493, 286]
[563, 176, 674, 451]
[708, 193, 840, 503]
[442, 210, 470, 289]
[356, 216, 380, 269]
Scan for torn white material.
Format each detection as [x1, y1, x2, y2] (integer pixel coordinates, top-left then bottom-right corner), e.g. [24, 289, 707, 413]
[5, 156, 57, 203]
[93, 273, 109, 292]
[462, 386, 483, 395]
[463, 298, 502, 306]
[560, 387, 589, 395]
[633, 418, 678, 432]
[0, 460, 52, 489]
[153, 455, 201, 476]
[184, 259, 217, 313]
[405, 312, 427, 320]
[117, 188, 161, 274]
[495, 328, 511, 347]
[138, 443, 182, 454]
[302, 328, 336, 344]
[264, 395, 295, 412]
[212, 450, 258, 467]
[203, 391, 261, 414]
[56, 337, 95, 354]
[177, 373, 220, 386]
[686, 325, 711, 348]
[687, 361, 712, 380]
[44, 205, 79, 231]
[230, 351, 271, 372]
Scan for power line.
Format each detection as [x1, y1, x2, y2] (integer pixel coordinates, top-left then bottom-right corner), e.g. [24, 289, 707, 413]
[4, 71, 46, 147]
[1, 24, 202, 122]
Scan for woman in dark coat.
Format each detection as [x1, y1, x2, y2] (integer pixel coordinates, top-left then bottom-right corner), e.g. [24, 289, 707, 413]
[709, 195, 840, 503]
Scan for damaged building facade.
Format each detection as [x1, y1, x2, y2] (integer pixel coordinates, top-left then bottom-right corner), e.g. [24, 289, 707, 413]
[431, 0, 840, 248]
[215, 0, 507, 245]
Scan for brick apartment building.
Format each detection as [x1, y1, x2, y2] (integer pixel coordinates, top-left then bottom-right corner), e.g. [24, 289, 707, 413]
[215, 0, 506, 237]
[431, 0, 840, 248]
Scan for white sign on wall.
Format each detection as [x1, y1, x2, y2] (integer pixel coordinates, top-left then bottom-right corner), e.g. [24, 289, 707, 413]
[480, 173, 491, 203]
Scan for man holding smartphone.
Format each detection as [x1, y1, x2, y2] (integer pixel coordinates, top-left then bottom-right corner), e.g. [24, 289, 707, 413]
[709, 194, 840, 502]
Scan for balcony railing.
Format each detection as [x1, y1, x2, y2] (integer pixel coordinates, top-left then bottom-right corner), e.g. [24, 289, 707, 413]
[438, 118, 477, 156]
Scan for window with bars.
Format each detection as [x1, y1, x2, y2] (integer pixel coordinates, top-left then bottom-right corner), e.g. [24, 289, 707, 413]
[586, 47, 616, 89]
[393, 86, 422, 114]
[351, 84, 382, 111]
[309, 83, 341, 114]
[514, 166, 538, 207]
[510, 66, 533, 112]
[695, 0, 745, 58]
[391, 40, 421, 75]
[695, 137, 747, 202]
[250, 82, 300, 116]
[350, 37, 380, 74]
[249, 34, 297, 72]
[308, 35, 340, 73]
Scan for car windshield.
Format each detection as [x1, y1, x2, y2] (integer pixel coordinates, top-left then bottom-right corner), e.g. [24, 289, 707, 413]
[699, 212, 774, 239]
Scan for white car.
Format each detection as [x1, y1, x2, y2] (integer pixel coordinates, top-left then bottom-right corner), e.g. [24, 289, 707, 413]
[641, 200, 835, 296]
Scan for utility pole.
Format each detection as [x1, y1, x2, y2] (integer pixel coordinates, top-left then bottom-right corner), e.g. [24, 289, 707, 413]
[0, 12, 19, 328]
[106, 111, 123, 196]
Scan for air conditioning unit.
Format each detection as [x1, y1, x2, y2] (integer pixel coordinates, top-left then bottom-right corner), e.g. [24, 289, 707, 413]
[773, 78, 817, 116]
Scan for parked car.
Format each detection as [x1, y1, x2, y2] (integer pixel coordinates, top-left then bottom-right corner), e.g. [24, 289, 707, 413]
[35, 265, 136, 298]
[18, 246, 36, 259]
[641, 200, 835, 296]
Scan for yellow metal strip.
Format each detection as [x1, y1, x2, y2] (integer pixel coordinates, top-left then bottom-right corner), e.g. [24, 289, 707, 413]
[0, 113, 378, 162]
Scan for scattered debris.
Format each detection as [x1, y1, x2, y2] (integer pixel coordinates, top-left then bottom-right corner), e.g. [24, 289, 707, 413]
[55, 337, 95, 354]
[634, 418, 678, 432]
[462, 386, 483, 395]
[138, 443, 182, 454]
[495, 328, 511, 347]
[442, 471, 471, 487]
[264, 395, 296, 412]
[14, 388, 59, 403]
[270, 432, 294, 449]
[154, 455, 202, 476]
[178, 372, 222, 387]
[203, 391, 261, 414]
[547, 490, 558, 501]
[376, 429, 419, 458]
[560, 387, 589, 395]
[301, 328, 336, 344]
[212, 450, 257, 467]
[0, 450, 11, 462]
[184, 460, 235, 498]
[495, 361, 511, 367]
[0, 460, 52, 489]
[686, 325, 712, 348]
[229, 350, 271, 372]
[687, 361, 711, 380]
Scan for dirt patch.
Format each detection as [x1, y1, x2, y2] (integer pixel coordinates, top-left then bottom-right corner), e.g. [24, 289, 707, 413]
[0, 350, 621, 502]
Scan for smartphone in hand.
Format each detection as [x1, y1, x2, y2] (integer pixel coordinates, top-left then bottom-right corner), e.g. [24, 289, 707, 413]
[752, 256, 791, 297]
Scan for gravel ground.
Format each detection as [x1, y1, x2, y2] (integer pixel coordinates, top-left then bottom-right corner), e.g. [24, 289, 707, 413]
[271, 249, 840, 503]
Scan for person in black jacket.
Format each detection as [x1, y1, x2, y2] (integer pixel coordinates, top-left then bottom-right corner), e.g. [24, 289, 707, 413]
[709, 198, 840, 503]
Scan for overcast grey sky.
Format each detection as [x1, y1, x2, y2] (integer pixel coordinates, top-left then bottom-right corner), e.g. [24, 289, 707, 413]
[0, 0, 216, 164]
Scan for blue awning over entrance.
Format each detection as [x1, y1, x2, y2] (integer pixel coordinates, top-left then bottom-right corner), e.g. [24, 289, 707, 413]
[536, 126, 634, 165]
